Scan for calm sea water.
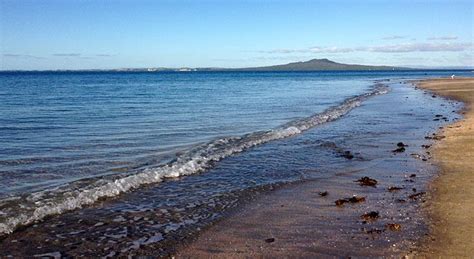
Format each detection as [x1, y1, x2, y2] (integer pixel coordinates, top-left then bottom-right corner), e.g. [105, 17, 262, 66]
[0, 70, 471, 236]
[1, 71, 372, 194]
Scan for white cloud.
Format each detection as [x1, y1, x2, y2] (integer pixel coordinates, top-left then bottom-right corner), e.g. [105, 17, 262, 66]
[382, 35, 406, 40]
[260, 47, 354, 54]
[366, 42, 471, 52]
[252, 55, 314, 61]
[259, 48, 307, 54]
[52, 53, 81, 57]
[2, 54, 45, 59]
[427, 36, 458, 40]
[260, 42, 472, 54]
[50, 53, 113, 58]
[308, 46, 354, 53]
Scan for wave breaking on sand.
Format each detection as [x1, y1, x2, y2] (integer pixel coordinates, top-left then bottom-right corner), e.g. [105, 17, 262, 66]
[0, 84, 389, 235]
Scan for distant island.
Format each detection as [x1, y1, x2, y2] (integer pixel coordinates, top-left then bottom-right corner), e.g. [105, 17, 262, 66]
[122, 58, 408, 72]
[228, 58, 407, 71]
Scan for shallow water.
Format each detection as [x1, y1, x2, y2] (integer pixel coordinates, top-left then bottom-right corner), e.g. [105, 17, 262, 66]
[0, 71, 468, 195]
[0, 77, 463, 256]
[0, 71, 374, 194]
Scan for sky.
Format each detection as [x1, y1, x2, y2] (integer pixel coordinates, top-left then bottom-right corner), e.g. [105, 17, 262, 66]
[0, 0, 473, 70]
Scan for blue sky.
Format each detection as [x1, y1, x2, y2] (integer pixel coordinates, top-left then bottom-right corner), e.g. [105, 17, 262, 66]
[0, 0, 473, 70]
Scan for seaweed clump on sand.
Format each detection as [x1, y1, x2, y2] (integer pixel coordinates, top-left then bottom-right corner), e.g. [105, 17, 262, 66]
[361, 211, 380, 221]
[388, 186, 404, 192]
[335, 196, 366, 206]
[392, 142, 408, 153]
[386, 223, 402, 231]
[355, 177, 378, 187]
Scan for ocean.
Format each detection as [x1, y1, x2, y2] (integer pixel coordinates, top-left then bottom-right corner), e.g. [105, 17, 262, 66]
[0, 70, 471, 255]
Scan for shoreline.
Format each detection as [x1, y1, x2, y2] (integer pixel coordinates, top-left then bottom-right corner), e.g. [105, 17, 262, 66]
[0, 83, 388, 237]
[177, 80, 459, 257]
[414, 78, 474, 256]
[0, 78, 467, 257]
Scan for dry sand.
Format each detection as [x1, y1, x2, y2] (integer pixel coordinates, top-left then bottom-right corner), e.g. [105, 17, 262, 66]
[416, 78, 474, 257]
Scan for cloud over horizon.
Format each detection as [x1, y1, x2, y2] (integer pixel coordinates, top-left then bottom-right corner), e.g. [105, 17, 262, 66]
[49, 53, 114, 58]
[260, 42, 473, 54]
[427, 36, 458, 40]
[2, 54, 45, 59]
[52, 53, 82, 57]
[382, 35, 406, 40]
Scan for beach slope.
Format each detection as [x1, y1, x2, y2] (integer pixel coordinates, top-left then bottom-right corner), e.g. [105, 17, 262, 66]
[417, 78, 474, 256]
[176, 81, 458, 258]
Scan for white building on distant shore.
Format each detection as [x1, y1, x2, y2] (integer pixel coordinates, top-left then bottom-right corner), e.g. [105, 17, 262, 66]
[177, 68, 195, 72]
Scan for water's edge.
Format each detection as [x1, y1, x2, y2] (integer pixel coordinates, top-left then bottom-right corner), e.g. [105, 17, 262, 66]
[0, 83, 389, 235]
[173, 81, 462, 257]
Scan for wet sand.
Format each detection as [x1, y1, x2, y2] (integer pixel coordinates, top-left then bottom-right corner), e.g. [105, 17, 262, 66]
[177, 175, 426, 258]
[177, 81, 460, 258]
[415, 78, 474, 256]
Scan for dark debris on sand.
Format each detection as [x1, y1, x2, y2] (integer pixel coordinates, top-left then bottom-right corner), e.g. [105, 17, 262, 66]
[388, 186, 404, 192]
[264, 238, 275, 243]
[386, 223, 402, 231]
[392, 147, 405, 153]
[341, 151, 354, 160]
[335, 196, 366, 207]
[361, 211, 380, 221]
[318, 191, 328, 197]
[392, 142, 408, 153]
[397, 142, 408, 147]
[409, 192, 426, 200]
[355, 177, 378, 187]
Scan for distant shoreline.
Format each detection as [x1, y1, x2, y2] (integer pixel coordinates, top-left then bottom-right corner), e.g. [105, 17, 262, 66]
[1, 68, 473, 73]
[1, 58, 472, 72]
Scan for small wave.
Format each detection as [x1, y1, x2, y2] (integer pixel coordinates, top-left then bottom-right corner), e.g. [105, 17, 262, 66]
[0, 84, 389, 235]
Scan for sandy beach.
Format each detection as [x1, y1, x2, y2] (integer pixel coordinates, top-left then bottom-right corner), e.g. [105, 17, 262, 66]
[415, 78, 474, 257]
[177, 78, 474, 258]
[176, 80, 465, 258]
